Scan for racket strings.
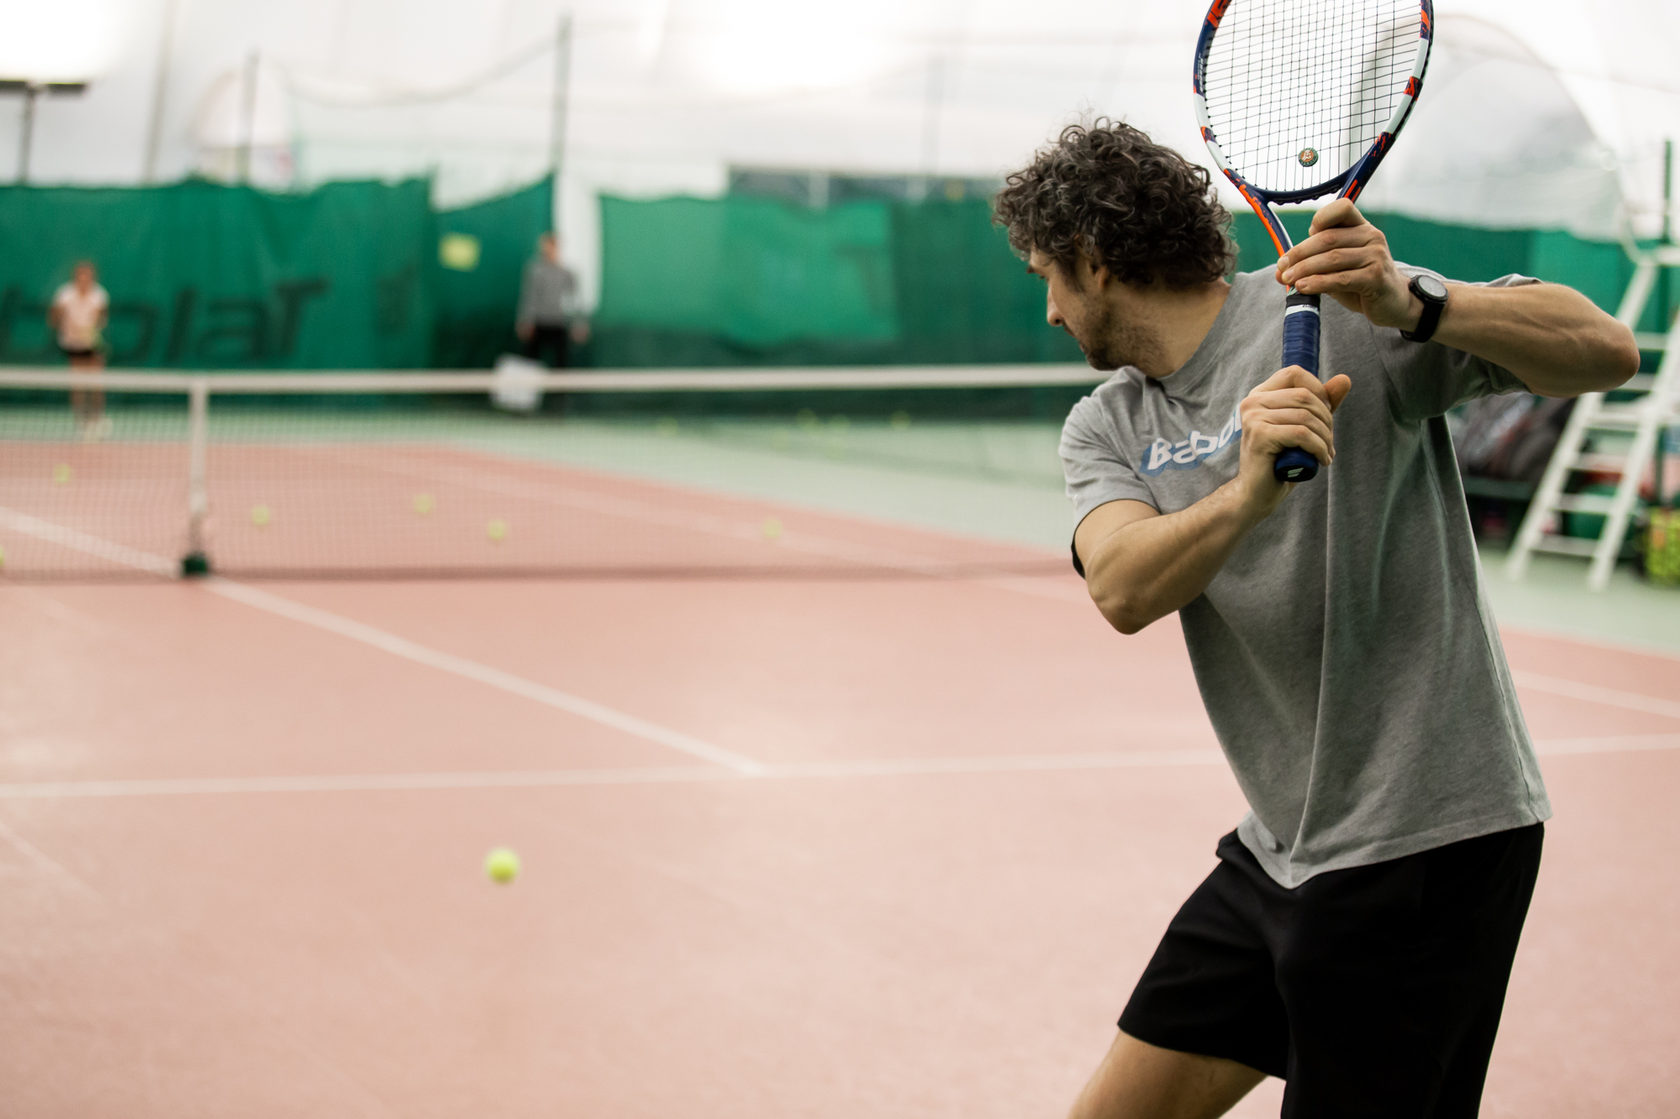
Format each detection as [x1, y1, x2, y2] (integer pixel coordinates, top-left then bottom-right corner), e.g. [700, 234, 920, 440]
[1202, 0, 1423, 195]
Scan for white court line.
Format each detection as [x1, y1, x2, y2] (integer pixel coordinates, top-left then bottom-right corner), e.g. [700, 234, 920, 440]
[203, 580, 766, 775]
[0, 506, 176, 576]
[0, 749, 1224, 800]
[1513, 671, 1680, 721]
[8, 736, 1680, 800]
[0, 509, 765, 776]
[1532, 733, 1680, 755]
[0, 765, 733, 799]
[0, 814, 102, 896]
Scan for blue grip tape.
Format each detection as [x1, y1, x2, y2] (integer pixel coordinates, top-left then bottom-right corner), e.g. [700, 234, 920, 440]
[1282, 298, 1321, 377]
[1276, 294, 1323, 482]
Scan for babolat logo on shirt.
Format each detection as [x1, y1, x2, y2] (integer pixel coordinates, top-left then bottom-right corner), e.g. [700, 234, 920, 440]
[1141, 404, 1243, 475]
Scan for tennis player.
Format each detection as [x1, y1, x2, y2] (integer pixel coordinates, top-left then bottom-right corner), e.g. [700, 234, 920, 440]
[995, 121, 1638, 1118]
[48, 261, 111, 441]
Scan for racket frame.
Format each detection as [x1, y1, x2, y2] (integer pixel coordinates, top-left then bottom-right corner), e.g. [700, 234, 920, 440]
[1191, 0, 1434, 480]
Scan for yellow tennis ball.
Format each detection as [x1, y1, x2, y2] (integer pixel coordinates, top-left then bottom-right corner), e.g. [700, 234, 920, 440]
[52, 464, 72, 485]
[762, 517, 782, 540]
[486, 518, 508, 542]
[0, 545, 7, 570]
[890, 410, 912, 430]
[484, 847, 520, 884]
[250, 504, 271, 527]
[412, 493, 435, 515]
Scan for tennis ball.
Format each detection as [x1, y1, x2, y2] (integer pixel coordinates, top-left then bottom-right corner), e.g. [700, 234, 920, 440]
[486, 518, 509, 542]
[762, 517, 782, 540]
[795, 409, 819, 430]
[890, 410, 912, 430]
[412, 493, 435, 515]
[0, 545, 6, 570]
[484, 847, 520, 884]
[656, 417, 679, 436]
[52, 464, 72, 485]
[250, 504, 271, 527]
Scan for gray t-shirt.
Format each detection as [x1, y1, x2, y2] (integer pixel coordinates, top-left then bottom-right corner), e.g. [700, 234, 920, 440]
[1060, 265, 1552, 887]
[518, 258, 583, 327]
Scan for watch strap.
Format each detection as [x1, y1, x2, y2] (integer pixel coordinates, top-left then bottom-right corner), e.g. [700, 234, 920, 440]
[1400, 276, 1447, 343]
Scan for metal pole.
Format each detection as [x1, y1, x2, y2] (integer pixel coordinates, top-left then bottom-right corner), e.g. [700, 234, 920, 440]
[142, 0, 183, 183]
[182, 378, 212, 576]
[1663, 138, 1674, 246]
[548, 14, 572, 229]
[17, 83, 37, 183]
[238, 50, 259, 184]
[914, 55, 944, 203]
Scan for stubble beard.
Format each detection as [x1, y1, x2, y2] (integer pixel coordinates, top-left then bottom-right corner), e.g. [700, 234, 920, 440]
[1073, 300, 1129, 372]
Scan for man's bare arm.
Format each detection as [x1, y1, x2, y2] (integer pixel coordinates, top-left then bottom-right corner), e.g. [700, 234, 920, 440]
[1280, 199, 1639, 397]
[1077, 366, 1351, 634]
[1076, 486, 1269, 634]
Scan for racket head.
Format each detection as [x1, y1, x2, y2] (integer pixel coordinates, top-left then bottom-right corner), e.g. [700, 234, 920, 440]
[1193, 0, 1433, 250]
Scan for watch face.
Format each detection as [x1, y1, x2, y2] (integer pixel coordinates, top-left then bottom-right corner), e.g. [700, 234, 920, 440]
[1414, 274, 1449, 301]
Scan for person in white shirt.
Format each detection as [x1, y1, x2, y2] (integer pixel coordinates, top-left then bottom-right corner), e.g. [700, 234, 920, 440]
[48, 261, 111, 440]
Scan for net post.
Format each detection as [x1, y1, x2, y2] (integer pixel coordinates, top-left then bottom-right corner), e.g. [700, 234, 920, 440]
[181, 377, 212, 577]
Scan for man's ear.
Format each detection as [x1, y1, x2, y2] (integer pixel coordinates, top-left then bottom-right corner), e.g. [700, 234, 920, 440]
[1089, 259, 1114, 289]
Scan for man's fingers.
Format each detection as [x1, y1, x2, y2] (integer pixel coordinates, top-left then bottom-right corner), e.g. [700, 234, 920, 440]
[1256, 365, 1328, 395]
[1307, 197, 1367, 236]
[1325, 375, 1353, 412]
[1280, 248, 1379, 286]
[1254, 422, 1334, 465]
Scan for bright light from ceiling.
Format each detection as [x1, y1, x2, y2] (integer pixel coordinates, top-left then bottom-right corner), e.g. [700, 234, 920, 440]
[0, 0, 132, 81]
[687, 0, 906, 96]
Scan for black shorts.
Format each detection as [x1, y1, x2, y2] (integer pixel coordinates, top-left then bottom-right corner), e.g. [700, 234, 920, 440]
[59, 344, 98, 360]
[522, 324, 571, 369]
[1120, 825, 1543, 1118]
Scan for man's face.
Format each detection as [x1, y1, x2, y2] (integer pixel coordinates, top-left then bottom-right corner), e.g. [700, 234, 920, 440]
[1027, 249, 1123, 371]
[540, 236, 559, 262]
[73, 264, 95, 289]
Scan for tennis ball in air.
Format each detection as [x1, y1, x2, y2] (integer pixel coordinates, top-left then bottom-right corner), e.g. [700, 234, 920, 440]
[484, 847, 520, 884]
[486, 518, 509, 542]
[762, 517, 782, 540]
[52, 464, 72, 485]
[250, 504, 271, 527]
[656, 417, 679, 437]
[412, 493, 435, 515]
[0, 545, 6, 570]
[890, 410, 912, 430]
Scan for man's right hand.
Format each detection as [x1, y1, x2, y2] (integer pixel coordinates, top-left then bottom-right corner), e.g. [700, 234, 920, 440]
[516, 322, 534, 343]
[1236, 367, 1353, 514]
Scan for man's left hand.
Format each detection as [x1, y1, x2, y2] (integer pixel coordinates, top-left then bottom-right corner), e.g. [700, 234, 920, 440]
[1275, 199, 1419, 332]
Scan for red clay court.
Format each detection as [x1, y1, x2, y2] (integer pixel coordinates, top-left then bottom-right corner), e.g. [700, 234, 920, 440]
[3, 395, 1678, 1117]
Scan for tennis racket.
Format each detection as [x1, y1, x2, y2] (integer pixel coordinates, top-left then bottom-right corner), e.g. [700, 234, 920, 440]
[1193, 0, 1433, 482]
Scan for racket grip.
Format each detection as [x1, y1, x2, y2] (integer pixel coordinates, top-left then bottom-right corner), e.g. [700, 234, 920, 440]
[1276, 292, 1323, 483]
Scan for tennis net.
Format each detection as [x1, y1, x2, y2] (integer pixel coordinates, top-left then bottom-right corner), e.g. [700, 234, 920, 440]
[0, 365, 1098, 581]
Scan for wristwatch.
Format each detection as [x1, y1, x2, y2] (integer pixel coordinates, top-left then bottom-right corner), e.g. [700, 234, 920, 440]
[1400, 273, 1449, 343]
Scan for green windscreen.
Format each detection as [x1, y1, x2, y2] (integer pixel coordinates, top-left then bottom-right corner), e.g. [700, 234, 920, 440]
[0, 178, 437, 369]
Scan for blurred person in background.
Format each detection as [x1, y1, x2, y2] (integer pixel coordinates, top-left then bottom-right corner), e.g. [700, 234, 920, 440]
[516, 233, 589, 368]
[49, 261, 111, 441]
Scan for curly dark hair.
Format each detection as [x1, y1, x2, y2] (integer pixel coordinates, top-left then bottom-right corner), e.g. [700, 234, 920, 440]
[993, 119, 1236, 289]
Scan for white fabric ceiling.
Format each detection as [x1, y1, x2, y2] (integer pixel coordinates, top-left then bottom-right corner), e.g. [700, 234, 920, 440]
[2, 0, 1677, 266]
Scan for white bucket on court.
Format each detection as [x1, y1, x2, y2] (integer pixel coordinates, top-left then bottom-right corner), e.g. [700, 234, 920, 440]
[491, 354, 544, 413]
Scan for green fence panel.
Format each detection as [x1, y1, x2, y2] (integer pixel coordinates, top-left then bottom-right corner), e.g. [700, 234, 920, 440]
[433, 176, 555, 369]
[0, 178, 434, 369]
